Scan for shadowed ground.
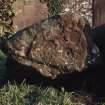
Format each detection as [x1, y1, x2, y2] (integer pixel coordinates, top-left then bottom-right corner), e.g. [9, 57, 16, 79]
[5, 57, 105, 100]
[0, 51, 105, 104]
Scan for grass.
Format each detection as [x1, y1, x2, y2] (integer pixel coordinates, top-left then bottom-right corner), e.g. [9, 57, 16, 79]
[0, 51, 105, 105]
[0, 82, 94, 105]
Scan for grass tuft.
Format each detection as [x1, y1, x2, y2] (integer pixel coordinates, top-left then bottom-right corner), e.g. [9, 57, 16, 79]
[0, 81, 96, 105]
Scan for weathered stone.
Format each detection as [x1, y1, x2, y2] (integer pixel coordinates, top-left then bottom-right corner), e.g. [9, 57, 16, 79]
[1, 12, 100, 79]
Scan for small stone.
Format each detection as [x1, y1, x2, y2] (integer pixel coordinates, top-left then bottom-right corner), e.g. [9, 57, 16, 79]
[65, 62, 68, 65]
[39, 69, 43, 73]
[58, 50, 63, 53]
[64, 8, 70, 12]
[36, 48, 40, 51]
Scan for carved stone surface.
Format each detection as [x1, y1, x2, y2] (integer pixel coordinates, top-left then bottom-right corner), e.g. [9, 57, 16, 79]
[1, 12, 100, 79]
